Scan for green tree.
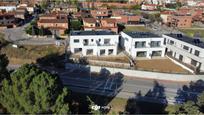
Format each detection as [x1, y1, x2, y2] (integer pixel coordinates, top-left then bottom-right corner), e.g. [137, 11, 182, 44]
[70, 20, 82, 30]
[0, 53, 9, 82]
[0, 64, 69, 114]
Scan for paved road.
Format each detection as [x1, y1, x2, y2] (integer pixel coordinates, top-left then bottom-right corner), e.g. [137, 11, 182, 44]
[57, 67, 203, 105]
[1, 20, 56, 45]
[8, 64, 203, 104]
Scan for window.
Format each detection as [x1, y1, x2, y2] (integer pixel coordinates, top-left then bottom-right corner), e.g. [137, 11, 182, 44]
[190, 48, 192, 53]
[179, 55, 183, 61]
[104, 39, 110, 45]
[136, 51, 147, 57]
[170, 40, 174, 45]
[99, 39, 101, 42]
[135, 41, 146, 48]
[151, 41, 161, 47]
[91, 39, 94, 42]
[183, 45, 189, 51]
[191, 59, 197, 66]
[195, 50, 200, 56]
[74, 39, 79, 43]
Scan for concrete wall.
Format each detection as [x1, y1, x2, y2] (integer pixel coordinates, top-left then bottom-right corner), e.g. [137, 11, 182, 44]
[66, 63, 204, 82]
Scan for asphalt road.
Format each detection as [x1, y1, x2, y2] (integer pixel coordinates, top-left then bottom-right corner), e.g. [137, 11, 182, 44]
[1, 19, 56, 45]
[8, 64, 203, 104]
[57, 67, 202, 105]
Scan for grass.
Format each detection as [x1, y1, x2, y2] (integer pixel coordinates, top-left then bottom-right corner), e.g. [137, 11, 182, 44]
[107, 97, 127, 114]
[179, 29, 204, 40]
[1, 45, 64, 65]
[124, 26, 150, 32]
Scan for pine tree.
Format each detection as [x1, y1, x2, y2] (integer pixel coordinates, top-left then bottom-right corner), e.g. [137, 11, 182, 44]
[0, 64, 69, 114]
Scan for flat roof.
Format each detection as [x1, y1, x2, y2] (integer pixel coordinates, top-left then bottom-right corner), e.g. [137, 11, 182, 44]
[124, 31, 161, 38]
[165, 34, 204, 48]
[70, 30, 117, 36]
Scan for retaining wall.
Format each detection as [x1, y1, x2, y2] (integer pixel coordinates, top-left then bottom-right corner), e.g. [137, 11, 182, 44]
[65, 63, 204, 82]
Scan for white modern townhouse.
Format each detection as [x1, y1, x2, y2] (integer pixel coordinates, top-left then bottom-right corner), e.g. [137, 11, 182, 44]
[70, 30, 119, 56]
[163, 34, 204, 73]
[120, 31, 166, 59]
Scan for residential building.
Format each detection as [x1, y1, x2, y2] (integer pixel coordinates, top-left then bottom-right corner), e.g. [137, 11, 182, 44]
[82, 18, 97, 29]
[82, 18, 118, 33]
[17, 4, 35, 14]
[0, 2, 16, 12]
[70, 30, 119, 56]
[0, 12, 16, 28]
[167, 15, 192, 28]
[141, 4, 160, 11]
[90, 9, 111, 19]
[163, 34, 204, 72]
[37, 12, 68, 35]
[121, 31, 166, 59]
[52, 5, 78, 13]
[15, 6, 29, 20]
[160, 11, 175, 23]
[111, 14, 141, 25]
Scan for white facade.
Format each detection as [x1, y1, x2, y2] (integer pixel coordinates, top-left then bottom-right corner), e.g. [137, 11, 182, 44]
[163, 34, 204, 72]
[70, 31, 119, 56]
[121, 32, 166, 59]
[0, 6, 16, 12]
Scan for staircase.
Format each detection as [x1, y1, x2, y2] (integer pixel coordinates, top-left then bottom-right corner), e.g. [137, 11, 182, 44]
[123, 51, 136, 67]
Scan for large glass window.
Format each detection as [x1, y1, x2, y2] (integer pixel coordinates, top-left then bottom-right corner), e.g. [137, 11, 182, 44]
[74, 39, 79, 43]
[136, 51, 147, 57]
[170, 40, 174, 45]
[183, 45, 189, 51]
[135, 41, 146, 48]
[104, 39, 110, 45]
[151, 41, 161, 47]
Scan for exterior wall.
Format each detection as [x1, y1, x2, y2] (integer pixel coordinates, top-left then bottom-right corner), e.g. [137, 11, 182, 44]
[160, 14, 169, 23]
[163, 34, 204, 72]
[121, 32, 166, 59]
[38, 22, 68, 29]
[70, 34, 119, 56]
[167, 16, 192, 28]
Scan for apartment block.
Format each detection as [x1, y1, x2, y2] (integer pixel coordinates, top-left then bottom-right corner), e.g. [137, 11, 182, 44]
[163, 34, 204, 72]
[121, 31, 166, 59]
[70, 31, 119, 56]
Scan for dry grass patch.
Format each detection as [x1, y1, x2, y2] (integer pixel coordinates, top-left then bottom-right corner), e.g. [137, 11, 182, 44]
[1, 45, 64, 65]
[107, 97, 127, 114]
[124, 26, 150, 32]
[72, 55, 129, 63]
[135, 59, 189, 74]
